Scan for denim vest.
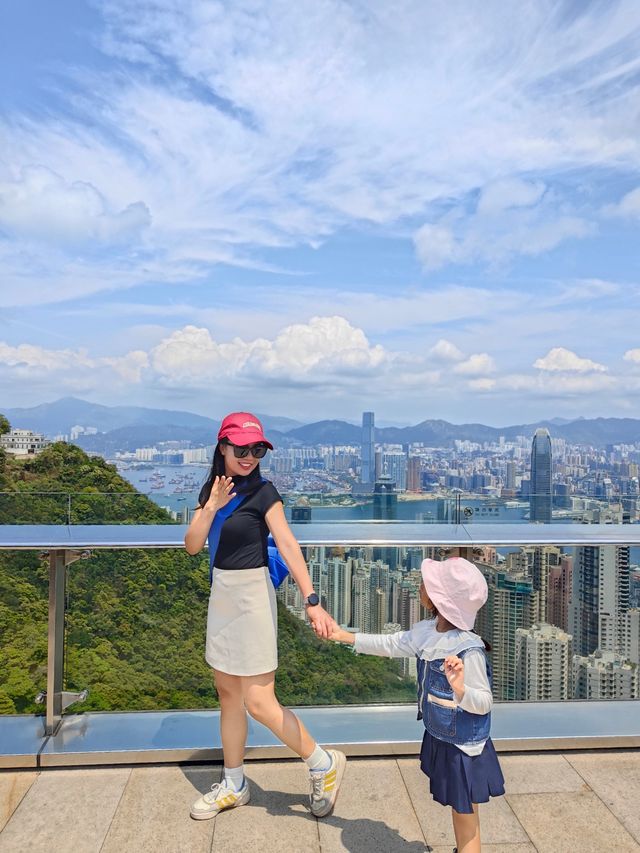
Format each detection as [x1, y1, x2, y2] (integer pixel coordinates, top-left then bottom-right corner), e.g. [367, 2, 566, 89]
[416, 645, 492, 746]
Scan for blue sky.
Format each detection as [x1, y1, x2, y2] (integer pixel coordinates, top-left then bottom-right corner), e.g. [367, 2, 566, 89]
[1, 0, 640, 426]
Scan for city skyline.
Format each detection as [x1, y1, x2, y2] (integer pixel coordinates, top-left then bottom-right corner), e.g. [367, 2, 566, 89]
[2, 3, 640, 423]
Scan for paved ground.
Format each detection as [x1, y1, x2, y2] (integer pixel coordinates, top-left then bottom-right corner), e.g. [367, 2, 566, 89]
[1, 751, 639, 852]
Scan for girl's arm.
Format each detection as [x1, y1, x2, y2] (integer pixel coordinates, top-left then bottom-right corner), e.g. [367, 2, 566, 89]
[265, 502, 336, 639]
[444, 650, 493, 714]
[184, 476, 236, 555]
[330, 624, 419, 658]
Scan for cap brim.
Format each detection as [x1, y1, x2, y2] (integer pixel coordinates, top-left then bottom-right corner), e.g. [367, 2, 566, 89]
[226, 430, 273, 449]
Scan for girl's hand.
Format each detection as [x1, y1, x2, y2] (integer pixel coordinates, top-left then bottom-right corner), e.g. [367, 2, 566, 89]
[307, 605, 337, 640]
[204, 476, 236, 512]
[328, 625, 355, 644]
[444, 655, 465, 698]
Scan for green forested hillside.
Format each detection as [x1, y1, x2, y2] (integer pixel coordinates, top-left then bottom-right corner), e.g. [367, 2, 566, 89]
[0, 434, 415, 714]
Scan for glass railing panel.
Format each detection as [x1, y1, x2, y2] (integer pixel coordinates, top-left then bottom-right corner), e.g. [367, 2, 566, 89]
[0, 492, 180, 525]
[0, 492, 69, 525]
[0, 550, 48, 714]
[0, 536, 638, 716]
[63, 547, 216, 712]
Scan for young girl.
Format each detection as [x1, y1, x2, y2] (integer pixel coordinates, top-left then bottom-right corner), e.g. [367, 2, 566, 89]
[185, 412, 346, 820]
[329, 556, 504, 853]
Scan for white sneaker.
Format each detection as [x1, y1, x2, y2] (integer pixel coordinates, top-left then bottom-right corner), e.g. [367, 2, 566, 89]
[190, 778, 250, 820]
[309, 749, 347, 818]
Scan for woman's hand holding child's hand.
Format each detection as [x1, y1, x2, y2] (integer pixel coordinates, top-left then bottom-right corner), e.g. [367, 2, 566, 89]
[444, 655, 465, 700]
[327, 625, 355, 644]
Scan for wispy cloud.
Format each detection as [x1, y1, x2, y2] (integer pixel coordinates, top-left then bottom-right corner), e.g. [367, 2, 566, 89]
[1, 0, 640, 304]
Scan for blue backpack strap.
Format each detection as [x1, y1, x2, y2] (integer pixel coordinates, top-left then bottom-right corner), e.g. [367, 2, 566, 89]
[207, 493, 250, 584]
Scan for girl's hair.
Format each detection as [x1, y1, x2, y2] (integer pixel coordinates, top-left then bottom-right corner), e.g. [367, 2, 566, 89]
[197, 439, 262, 508]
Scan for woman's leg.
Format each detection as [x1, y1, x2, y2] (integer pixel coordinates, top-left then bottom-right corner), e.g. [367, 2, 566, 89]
[451, 804, 481, 853]
[214, 669, 248, 768]
[241, 671, 316, 757]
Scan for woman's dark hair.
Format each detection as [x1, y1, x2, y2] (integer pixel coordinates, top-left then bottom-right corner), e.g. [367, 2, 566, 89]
[197, 439, 262, 507]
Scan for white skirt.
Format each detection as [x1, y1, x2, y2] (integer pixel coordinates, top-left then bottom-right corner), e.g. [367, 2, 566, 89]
[205, 566, 278, 676]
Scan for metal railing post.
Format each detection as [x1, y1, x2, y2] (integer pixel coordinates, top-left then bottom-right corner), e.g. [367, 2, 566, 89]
[43, 549, 90, 736]
[46, 550, 66, 735]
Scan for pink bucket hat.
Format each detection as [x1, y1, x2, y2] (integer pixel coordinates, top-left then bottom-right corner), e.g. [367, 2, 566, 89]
[420, 557, 488, 630]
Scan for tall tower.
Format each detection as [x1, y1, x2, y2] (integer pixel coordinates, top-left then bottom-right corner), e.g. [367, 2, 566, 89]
[373, 475, 398, 520]
[530, 428, 552, 523]
[361, 412, 375, 484]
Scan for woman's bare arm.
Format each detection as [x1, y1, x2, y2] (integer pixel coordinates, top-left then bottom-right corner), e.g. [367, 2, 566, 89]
[265, 501, 337, 639]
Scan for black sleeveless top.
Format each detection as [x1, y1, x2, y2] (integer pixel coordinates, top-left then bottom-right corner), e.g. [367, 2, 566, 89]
[205, 474, 283, 569]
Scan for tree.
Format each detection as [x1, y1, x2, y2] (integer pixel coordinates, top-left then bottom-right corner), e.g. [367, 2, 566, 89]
[0, 414, 10, 436]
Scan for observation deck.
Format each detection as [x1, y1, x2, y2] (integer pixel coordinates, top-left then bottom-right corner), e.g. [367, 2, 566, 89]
[1, 522, 639, 851]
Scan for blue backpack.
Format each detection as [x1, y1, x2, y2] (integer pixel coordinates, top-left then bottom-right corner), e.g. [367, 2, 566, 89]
[207, 480, 289, 588]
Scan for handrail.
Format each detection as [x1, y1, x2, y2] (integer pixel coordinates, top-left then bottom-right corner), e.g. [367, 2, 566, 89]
[0, 521, 639, 548]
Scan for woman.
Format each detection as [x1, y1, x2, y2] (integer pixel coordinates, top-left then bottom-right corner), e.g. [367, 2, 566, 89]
[185, 411, 346, 820]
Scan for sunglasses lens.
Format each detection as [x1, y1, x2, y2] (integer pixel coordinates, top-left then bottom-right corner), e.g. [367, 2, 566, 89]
[231, 443, 267, 458]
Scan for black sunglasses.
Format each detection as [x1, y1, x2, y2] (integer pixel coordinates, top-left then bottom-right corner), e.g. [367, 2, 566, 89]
[227, 441, 268, 459]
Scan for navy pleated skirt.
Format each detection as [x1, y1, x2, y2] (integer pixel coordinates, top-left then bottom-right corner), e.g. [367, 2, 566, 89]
[419, 730, 505, 814]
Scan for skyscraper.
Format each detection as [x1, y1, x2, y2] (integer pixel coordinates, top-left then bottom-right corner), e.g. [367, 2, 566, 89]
[571, 546, 631, 657]
[383, 452, 408, 491]
[530, 428, 552, 523]
[548, 554, 573, 632]
[373, 475, 398, 520]
[476, 565, 540, 700]
[515, 623, 572, 700]
[361, 412, 375, 484]
[573, 650, 639, 699]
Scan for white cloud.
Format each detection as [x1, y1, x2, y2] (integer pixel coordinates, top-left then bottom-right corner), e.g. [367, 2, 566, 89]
[414, 178, 594, 271]
[0, 342, 94, 372]
[0, 340, 152, 392]
[0, 166, 150, 245]
[477, 178, 546, 215]
[102, 350, 150, 383]
[427, 339, 465, 363]
[453, 353, 496, 376]
[533, 347, 607, 373]
[623, 348, 640, 364]
[413, 225, 458, 272]
[149, 316, 388, 386]
[605, 186, 640, 218]
[468, 377, 497, 392]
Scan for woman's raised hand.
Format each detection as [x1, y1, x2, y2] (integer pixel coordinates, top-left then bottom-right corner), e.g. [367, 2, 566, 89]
[205, 476, 236, 512]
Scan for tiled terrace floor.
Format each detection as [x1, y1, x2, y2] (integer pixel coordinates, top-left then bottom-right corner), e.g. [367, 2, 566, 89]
[1, 751, 639, 853]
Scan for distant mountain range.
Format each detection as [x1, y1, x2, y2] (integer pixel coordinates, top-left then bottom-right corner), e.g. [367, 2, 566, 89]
[2, 397, 639, 450]
[3, 397, 300, 439]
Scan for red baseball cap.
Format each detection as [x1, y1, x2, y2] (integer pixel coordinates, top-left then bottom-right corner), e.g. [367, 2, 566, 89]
[217, 411, 273, 449]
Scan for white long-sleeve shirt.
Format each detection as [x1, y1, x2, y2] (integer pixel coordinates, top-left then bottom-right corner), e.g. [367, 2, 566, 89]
[354, 618, 493, 755]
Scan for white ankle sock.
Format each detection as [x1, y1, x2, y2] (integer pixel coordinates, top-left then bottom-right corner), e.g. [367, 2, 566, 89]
[223, 764, 245, 791]
[304, 744, 332, 773]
